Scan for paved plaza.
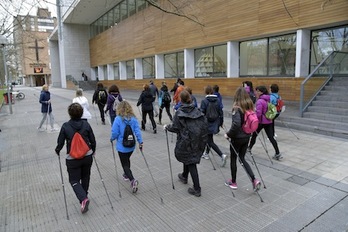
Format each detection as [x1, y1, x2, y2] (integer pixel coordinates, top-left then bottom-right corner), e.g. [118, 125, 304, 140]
[0, 86, 347, 232]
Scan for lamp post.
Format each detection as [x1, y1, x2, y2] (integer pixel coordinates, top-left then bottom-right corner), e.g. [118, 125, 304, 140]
[0, 35, 12, 114]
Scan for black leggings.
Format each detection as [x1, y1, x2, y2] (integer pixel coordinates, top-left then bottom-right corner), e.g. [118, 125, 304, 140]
[141, 110, 156, 130]
[230, 137, 255, 183]
[205, 134, 223, 157]
[182, 163, 200, 191]
[159, 103, 172, 121]
[66, 155, 93, 203]
[249, 123, 280, 154]
[97, 103, 105, 122]
[118, 151, 134, 181]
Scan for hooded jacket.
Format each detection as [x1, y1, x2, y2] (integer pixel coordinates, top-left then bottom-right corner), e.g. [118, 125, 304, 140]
[200, 95, 224, 134]
[166, 103, 208, 165]
[256, 94, 272, 124]
[39, 90, 52, 113]
[137, 89, 154, 112]
[55, 119, 96, 159]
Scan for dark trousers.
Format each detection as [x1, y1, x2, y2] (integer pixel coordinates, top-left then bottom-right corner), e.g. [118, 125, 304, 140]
[141, 110, 156, 130]
[205, 134, 223, 157]
[66, 155, 93, 203]
[118, 151, 134, 181]
[97, 103, 105, 122]
[182, 163, 200, 191]
[272, 113, 280, 136]
[249, 123, 280, 154]
[159, 103, 172, 122]
[230, 137, 255, 183]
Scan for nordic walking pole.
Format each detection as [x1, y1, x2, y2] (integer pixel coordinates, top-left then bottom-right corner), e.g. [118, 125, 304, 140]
[92, 104, 98, 125]
[208, 148, 235, 198]
[111, 141, 122, 198]
[206, 145, 216, 170]
[138, 147, 164, 204]
[255, 131, 273, 165]
[247, 150, 267, 189]
[58, 155, 69, 220]
[165, 130, 175, 190]
[227, 138, 264, 202]
[279, 118, 300, 140]
[93, 155, 114, 210]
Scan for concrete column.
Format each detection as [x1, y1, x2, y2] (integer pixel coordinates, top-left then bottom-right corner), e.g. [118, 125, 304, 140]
[295, 29, 311, 77]
[97, 66, 104, 80]
[155, 54, 164, 79]
[227, 41, 239, 78]
[184, 48, 194, 78]
[107, 64, 114, 80]
[134, 58, 142, 79]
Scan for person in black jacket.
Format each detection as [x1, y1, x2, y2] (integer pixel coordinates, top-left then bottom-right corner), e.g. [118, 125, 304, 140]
[55, 103, 96, 214]
[164, 90, 208, 197]
[92, 82, 108, 125]
[137, 84, 157, 134]
[200, 85, 227, 167]
[37, 84, 57, 132]
[224, 87, 261, 191]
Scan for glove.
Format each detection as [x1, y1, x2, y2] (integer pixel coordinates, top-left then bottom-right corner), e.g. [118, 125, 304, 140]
[104, 110, 108, 114]
[224, 134, 229, 139]
[55, 150, 60, 156]
[163, 124, 167, 131]
[139, 143, 143, 151]
[110, 139, 113, 143]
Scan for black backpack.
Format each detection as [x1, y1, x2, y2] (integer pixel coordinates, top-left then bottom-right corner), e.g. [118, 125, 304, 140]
[205, 101, 219, 122]
[123, 122, 136, 147]
[163, 91, 171, 103]
[98, 90, 107, 104]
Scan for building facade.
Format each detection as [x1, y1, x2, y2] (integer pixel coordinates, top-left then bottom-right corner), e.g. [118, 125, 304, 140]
[13, 8, 56, 86]
[49, 0, 348, 100]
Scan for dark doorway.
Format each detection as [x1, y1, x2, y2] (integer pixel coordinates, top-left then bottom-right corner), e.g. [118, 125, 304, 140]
[35, 75, 45, 86]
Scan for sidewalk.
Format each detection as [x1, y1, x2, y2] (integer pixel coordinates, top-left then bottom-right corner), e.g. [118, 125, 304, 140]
[0, 86, 347, 232]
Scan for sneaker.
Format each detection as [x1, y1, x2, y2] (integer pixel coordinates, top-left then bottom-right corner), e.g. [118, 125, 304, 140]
[122, 173, 129, 181]
[201, 153, 209, 160]
[253, 179, 261, 191]
[225, 179, 238, 189]
[178, 173, 188, 184]
[221, 154, 227, 167]
[188, 187, 201, 197]
[131, 179, 138, 193]
[81, 198, 90, 214]
[51, 128, 58, 132]
[102, 121, 106, 125]
[37, 127, 45, 132]
[153, 129, 157, 134]
[272, 153, 283, 160]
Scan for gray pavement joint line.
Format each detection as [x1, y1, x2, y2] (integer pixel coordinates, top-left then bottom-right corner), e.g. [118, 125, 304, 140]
[298, 194, 348, 232]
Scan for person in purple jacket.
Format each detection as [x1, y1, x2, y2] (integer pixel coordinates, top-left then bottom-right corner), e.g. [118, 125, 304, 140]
[247, 86, 282, 160]
[105, 84, 123, 125]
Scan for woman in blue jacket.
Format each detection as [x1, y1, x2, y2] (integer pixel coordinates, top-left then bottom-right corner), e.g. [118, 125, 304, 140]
[111, 101, 143, 193]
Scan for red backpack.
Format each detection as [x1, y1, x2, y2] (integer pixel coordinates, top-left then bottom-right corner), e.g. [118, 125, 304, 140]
[70, 131, 90, 159]
[242, 110, 259, 134]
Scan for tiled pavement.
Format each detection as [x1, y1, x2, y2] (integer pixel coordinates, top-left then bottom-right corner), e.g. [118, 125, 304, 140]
[0, 86, 347, 232]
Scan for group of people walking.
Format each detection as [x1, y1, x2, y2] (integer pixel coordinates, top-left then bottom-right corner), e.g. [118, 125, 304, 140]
[47, 79, 283, 214]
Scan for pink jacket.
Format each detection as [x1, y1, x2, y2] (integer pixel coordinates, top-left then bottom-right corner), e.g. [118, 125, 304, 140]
[256, 94, 272, 124]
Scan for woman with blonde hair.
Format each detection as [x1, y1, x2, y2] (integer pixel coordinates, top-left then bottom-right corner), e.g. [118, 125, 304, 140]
[110, 101, 143, 193]
[72, 88, 92, 120]
[37, 84, 57, 131]
[224, 87, 261, 191]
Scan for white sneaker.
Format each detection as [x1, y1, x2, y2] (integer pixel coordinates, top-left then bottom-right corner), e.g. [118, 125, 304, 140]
[51, 128, 58, 132]
[221, 154, 227, 167]
[37, 127, 45, 132]
[201, 153, 209, 160]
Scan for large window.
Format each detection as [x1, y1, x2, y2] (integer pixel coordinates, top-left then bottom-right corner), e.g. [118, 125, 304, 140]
[164, 52, 184, 78]
[126, 60, 135, 79]
[240, 34, 296, 76]
[113, 63, 120, 80]
[143, 57, 155, 79]
[310, 25, 348, 72]
[195, 45, 227, 77]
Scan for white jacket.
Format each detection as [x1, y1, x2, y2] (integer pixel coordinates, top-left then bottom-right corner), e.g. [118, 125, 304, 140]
[72, 96, 92, 119]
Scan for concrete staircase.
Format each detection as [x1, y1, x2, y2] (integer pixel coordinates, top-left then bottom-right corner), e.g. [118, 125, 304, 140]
[77, 80, 98, 91]
[277, 77, 348, 139]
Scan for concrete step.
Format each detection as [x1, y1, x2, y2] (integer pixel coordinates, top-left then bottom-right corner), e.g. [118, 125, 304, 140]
[311, 101, 348, 108]
[315, 95, 348, 102]
[276, 120, 348, 140]
[307, 106, 348, 115]
[324, 85, 347, 91]
[303, 111, 348, 124]
[319, 90, 346, 97]
[278, 115, 348, 131]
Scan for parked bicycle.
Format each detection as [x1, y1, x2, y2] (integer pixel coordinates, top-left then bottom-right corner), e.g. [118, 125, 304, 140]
[12, 91, 25, 100]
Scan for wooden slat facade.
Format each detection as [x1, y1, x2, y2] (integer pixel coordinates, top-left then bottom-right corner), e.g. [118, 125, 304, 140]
[88, 0, 348, 101]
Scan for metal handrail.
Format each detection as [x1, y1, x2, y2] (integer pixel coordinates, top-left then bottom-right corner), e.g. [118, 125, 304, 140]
[299, 51, 346, 117]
